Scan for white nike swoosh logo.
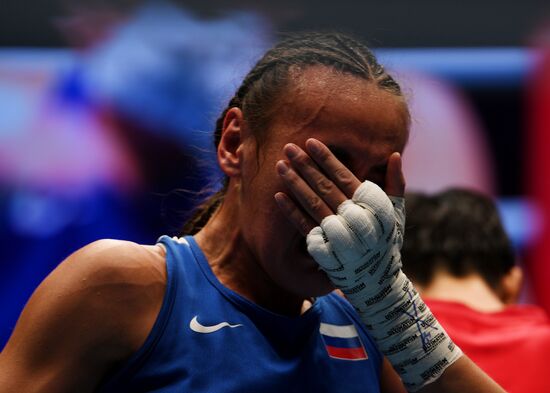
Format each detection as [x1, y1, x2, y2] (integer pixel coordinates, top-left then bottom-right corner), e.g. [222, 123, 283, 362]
[189, 316, 243, 334]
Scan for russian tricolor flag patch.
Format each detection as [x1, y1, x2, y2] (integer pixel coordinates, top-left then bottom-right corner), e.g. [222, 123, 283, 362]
[320, 323, 368, 361]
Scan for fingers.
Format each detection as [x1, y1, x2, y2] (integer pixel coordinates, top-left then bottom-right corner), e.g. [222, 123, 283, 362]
[274, 192, 317, 236]
[384, 152, 405, 198]
[305, 138, 362, 198]
[307, 226, 343, 271]
[282, 143, 348, 211]
[275, 141, 353, 235]
[275, 140, 405, 236]
[276, 160, 334, 223]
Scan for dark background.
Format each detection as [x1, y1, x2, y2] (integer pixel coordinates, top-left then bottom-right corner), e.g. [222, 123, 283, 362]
[1, 0, 548, 348]
[2, 0, 549, 48]
[4, 0, 543, 196]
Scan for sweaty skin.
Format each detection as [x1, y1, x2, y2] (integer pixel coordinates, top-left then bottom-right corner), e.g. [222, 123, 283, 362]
[0, 240, 167, 392]
[0, 66, 504, 393]
[196, 67, 410, 316]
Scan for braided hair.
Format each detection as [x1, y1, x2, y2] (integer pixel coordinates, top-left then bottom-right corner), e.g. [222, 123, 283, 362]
[181, 32, 406, 235]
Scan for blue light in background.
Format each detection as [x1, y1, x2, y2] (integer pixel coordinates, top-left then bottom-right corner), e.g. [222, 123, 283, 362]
[497, 198, 543, 251]
[376, 47, 539, 87]
[1, 47, 539, 248]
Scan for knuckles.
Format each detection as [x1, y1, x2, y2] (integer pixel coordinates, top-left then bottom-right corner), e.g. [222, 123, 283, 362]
[305, 195, 324, 213]
[334, 168, 354, 188]
[316, 178, 334, 195]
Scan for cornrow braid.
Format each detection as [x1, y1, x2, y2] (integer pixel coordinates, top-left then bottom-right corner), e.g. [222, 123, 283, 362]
[181, 32, 406, 235]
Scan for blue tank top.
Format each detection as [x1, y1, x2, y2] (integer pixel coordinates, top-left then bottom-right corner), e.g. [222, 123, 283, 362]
[97, 235, 383, 392]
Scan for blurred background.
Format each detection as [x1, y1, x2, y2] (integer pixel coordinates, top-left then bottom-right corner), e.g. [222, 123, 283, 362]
[1, 0, 550, 349]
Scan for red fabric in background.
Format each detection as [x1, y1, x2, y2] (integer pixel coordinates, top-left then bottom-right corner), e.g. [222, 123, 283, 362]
[527, 47, 550, 314]
[427, 299, 550, 392]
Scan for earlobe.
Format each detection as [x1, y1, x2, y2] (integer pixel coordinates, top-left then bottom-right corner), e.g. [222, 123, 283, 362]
[218, 107, 245, 177]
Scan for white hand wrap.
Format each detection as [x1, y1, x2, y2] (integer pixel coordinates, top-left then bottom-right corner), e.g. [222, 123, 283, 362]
[307, 181, 462, 391]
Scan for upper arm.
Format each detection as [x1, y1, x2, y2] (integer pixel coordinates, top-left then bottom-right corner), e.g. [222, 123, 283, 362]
[0, 239, 167, 393]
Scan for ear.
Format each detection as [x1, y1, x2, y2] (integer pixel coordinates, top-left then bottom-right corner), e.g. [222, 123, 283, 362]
[218, 107, 245, 177]
[499, 265, 523, 305]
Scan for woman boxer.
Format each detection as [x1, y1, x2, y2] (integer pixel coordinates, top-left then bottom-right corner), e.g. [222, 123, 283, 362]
[0, 32, 503, 393]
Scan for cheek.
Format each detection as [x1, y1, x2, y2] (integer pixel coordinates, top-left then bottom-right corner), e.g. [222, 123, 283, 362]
[240, 142, 301, 239]
[244, 156, 287, 207]
[241, 174, 290, 241]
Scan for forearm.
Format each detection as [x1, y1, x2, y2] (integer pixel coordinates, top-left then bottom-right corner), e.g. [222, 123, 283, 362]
[308, 182, 502, 391]
[416, 356, 505, 393]
[273, 141, 503, 392]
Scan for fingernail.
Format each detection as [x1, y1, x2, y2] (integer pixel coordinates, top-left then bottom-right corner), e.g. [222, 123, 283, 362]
[274, 192, 288, 207]
[276, 160, 289, 175]
[307, 138, 321, 154]
[393, 152, 402, 168]
[285, 144, 299, 158]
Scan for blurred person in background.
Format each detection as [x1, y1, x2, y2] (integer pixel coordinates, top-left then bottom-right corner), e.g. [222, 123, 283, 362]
[0, 1, 269, 349]
[402, 189, 550, 392]
[0, 31, 505, 393]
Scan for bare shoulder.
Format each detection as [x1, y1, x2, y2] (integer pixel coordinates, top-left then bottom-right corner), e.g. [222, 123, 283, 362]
[0, 239, 167, 393]
[63, 238, 167, 297]
[68, 238, 166, 276]
[40, 238, 168, 351]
